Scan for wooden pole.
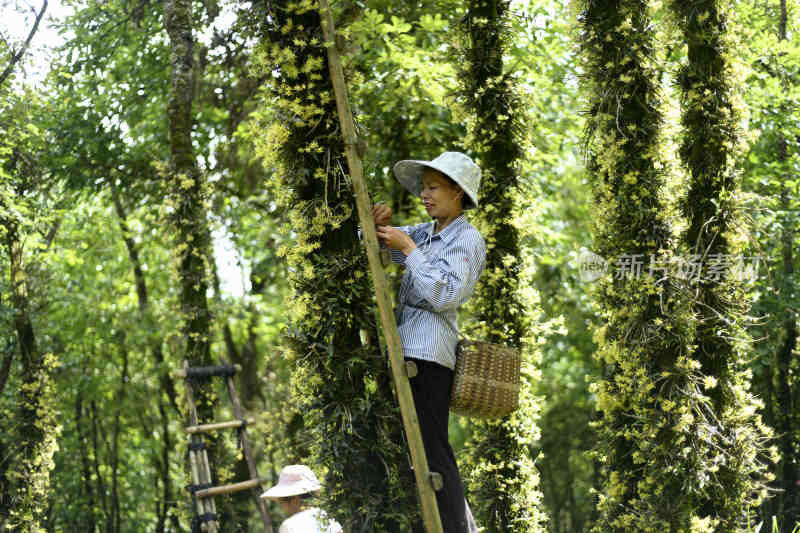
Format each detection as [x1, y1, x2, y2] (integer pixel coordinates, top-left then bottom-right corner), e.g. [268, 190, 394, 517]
[225, 374, 273, 532]
[195, 478, 267, 499]
[317, 3, 444, 532]
[184, 418, 256, 434]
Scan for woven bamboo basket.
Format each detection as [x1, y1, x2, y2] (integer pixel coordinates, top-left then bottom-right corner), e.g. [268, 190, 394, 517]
[450, 339, 521, 419]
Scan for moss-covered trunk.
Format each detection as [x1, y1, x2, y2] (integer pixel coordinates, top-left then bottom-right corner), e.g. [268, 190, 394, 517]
[250, 2, 417, 530]
[1, 207, 58, 532]
[577, 0, 725, 530]
[670, 0, 773, 528]
[456, 1, 546, 531]
[163, 0, 239, 528]
[164, 0, 212, 370]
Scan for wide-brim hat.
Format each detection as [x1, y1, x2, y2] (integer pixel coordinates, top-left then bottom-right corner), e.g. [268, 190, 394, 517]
[393, 151, 481, 210]
[260, 465, 322, 500]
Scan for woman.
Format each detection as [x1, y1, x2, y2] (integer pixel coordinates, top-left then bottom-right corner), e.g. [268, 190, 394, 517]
[372, 151, 486, 533]
[261, 465, 343, 533]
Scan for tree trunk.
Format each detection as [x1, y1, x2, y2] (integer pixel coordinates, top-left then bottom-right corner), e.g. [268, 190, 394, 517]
[1, 208, 58, 531]
[164, 0, 231, 526]
[670, 0, 773, 526]
[155, 399, 173, 533]
[90, 400, 110, 528]
[164, 0, 213, 370]
[457, 1, 546, 531]
[250, 2, 418, 529]
[578, 0, 703, 530]
[109, 337, 129, 533]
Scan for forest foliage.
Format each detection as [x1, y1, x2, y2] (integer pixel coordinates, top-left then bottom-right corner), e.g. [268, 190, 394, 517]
[0, 0, 797, 532]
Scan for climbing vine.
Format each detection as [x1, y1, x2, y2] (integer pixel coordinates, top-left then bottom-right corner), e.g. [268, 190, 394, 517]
[247, 1, 417, 530]
[454, 2, 547, 531]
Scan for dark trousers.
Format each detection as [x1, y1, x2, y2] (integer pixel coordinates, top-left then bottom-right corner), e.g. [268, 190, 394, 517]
[407, 359, 467, 533]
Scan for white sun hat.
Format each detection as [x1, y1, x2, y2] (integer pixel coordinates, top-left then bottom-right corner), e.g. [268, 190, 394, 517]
[393, 151, 481, 209]
[260, 465, 322, 500]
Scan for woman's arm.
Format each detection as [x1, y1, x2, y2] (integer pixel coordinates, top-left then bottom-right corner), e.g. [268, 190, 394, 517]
[367, 205, 419, 264]
[376, 224, 430, 265]
[376, 225, 416, 254]
[404, 230, 486, 312]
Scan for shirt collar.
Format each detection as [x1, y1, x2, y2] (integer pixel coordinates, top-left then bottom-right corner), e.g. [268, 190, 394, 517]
[422, 214, 467, 244]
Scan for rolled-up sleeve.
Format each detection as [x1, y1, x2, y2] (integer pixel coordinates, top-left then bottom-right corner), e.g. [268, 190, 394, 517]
[404, 230, 486, 312]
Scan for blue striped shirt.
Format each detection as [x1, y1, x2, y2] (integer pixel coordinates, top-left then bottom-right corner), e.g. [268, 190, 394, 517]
[390, 215, 486, 370]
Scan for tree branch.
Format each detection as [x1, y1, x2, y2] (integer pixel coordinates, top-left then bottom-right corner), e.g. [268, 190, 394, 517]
[0, 0, 48, 88]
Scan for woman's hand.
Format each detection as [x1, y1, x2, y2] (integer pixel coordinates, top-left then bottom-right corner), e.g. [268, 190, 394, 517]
[376, 226, 417, 256]
[372, 203, 392, 226]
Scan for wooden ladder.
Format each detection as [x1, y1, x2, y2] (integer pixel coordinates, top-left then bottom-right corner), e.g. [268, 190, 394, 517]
[176, 360, 273, 533]
[319, 2, 444, 532]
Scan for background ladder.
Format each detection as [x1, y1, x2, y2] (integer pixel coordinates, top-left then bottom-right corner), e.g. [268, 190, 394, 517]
[176, 360, 274, 533]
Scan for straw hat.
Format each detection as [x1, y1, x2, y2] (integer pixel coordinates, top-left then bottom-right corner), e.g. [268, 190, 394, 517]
[260, 465, 322, 499]
[393, 151, 481, 210]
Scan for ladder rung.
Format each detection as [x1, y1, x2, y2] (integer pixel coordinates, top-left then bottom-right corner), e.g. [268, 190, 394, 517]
[195, 478, 266, 498]
[405, 360, 418, 378]
[173, 364, 242, 379]
[184, 418, 256, 434]
[430, 472, 443, 492]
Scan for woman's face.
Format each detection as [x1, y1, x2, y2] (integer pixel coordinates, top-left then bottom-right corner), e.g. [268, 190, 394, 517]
[420, 168, 463, 220]
[279, 496, 301, 516]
